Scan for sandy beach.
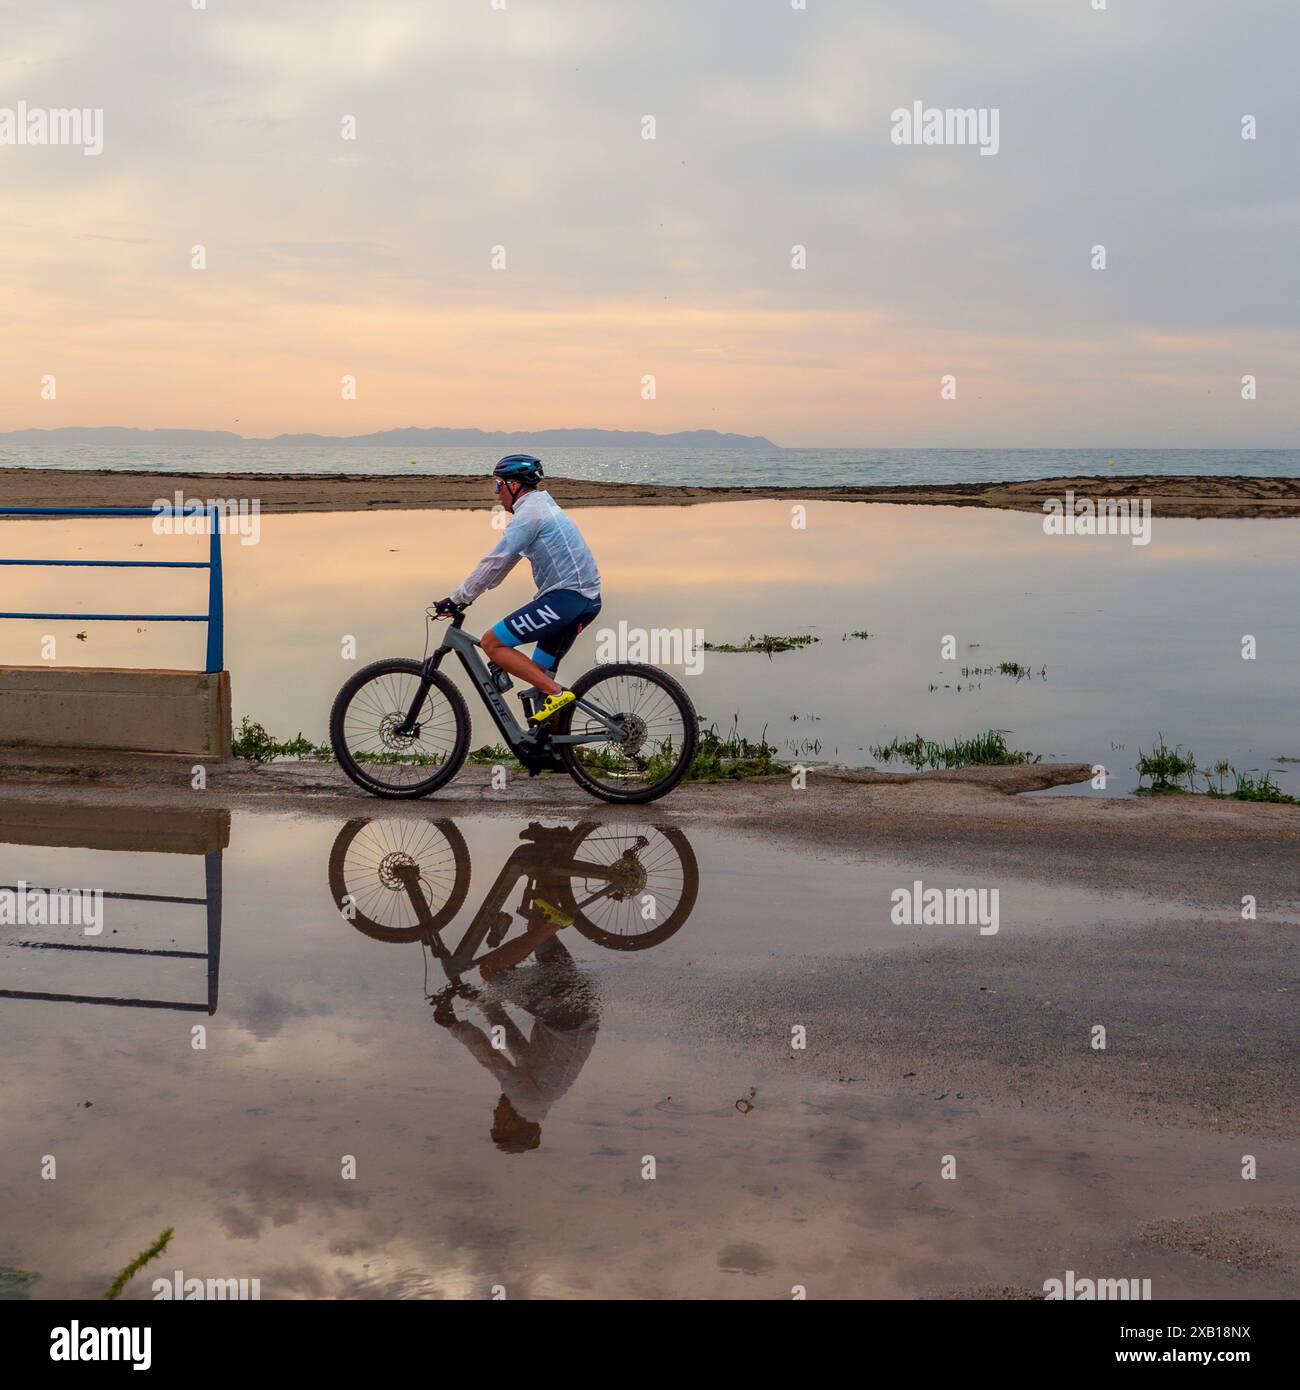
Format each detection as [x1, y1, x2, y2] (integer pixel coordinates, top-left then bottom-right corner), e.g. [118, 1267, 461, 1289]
[1, 467, 1298, 518]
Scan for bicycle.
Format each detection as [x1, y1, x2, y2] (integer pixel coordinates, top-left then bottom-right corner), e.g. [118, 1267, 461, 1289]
[328, 817, 699, 959]
[329, 603, 699, 804]
[329, 817, 698, 1150]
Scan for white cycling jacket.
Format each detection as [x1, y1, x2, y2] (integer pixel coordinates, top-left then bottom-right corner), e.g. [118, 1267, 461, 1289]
[450, 488, 601, 606]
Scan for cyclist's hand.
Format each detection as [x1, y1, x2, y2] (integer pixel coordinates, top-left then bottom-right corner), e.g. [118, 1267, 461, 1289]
[432, 596, 463, 617]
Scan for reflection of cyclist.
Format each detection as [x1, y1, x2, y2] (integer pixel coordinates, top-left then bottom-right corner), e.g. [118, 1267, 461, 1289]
[437, 936, 599, 1153]
[436, 455, 601, 726]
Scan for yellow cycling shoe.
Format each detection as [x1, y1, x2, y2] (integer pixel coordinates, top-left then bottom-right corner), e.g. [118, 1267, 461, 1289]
[534, 897, 575, 928]
[529, 689, 576, 724]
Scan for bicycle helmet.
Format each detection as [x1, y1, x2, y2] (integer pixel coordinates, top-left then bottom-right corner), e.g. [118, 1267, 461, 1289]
[492, 454, 544, 486]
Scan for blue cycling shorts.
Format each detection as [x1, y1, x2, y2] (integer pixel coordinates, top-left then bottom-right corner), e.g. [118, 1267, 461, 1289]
[490, 589, 602, 671]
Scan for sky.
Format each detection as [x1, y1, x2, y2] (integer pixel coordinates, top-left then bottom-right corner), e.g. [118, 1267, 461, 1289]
[1, 0, 1297, 447]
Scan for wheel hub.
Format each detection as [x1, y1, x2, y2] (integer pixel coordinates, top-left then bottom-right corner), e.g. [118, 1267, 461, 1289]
[606, 851, 649, 899]
[379, 712, 419, 750]
[617, 712, 649, 756]
[377, 851, 421, 890]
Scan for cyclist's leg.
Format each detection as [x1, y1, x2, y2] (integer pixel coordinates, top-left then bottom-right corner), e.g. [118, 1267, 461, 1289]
[482, 630, 562, 696]
[481, 591, 597, 698]
[532, 595, 601, 682]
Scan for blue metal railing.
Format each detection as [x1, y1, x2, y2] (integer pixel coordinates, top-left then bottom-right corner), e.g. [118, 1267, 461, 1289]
[0, 850, 223, 1015]
[0, 504, 224, 672]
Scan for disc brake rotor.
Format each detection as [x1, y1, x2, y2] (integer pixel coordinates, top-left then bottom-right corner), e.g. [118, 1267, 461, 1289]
[377, 851, 422, 891]
[378, 712, 418, 750]
[616, 712, 649, 757]
[605, 851, 649, 900]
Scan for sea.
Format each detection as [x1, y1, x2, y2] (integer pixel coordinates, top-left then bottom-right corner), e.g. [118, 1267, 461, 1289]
[2, 443, 1297, 487]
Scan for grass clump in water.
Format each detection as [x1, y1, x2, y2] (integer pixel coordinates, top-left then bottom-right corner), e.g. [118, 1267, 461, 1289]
[701, 633, 819, 655]
[689, 717, 788, 779]
[1223, 769, 1296, 803]
[1136, 737, 1296, 803]
[574, 717, 787, 781]
[959, 662, 1046, 681]
[869, 729, 1040, 771]
[1135, 735, 1198, 792]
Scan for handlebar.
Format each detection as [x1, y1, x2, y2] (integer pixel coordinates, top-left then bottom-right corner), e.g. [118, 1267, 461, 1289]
[429, 600, 467, 627]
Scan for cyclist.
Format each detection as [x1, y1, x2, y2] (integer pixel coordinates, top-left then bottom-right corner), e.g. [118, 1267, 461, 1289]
[435, 455, 601, 724]
[437, 935, 600, 1155]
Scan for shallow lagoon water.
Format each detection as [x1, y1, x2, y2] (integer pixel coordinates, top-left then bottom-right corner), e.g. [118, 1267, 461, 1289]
[2, 804, 1292, 1300]
[0, 501, 1296, 795]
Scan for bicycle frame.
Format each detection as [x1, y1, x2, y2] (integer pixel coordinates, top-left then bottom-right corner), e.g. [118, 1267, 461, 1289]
[391, 824, 649, 984]
[401, 612, 627, 756]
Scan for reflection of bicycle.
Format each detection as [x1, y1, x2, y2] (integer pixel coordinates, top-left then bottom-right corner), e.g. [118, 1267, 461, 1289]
[328, 605, 698, 804]
[328, 819, 699, 970]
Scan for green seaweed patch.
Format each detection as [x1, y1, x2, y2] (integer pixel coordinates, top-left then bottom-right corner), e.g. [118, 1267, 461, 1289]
[1136, 737, 1297, 803]
[105, 1227, 174, 1301]
[869, 729, 1040, 770]
[701, 633, 820, 655]
[959, 662, 1046, 680]
[687, 718, 789, 780]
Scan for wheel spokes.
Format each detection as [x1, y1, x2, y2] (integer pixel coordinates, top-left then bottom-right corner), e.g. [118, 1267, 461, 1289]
[342, 672, 460, 787]
[341, 820, 462, 927]
[571, 673, 693, 789]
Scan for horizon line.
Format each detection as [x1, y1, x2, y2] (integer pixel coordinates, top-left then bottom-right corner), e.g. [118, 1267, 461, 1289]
[2, 427, 1297, 453]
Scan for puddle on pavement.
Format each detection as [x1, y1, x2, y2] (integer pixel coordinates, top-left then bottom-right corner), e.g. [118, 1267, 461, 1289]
[2, 502, 1298, 796]
[1, 803, 1294, 1299]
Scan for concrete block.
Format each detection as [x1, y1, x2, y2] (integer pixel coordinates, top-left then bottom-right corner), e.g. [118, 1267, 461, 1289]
[0, 666, 232, 758]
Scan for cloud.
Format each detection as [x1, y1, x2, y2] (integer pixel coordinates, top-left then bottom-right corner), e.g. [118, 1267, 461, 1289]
[1, 0, 1296, 443]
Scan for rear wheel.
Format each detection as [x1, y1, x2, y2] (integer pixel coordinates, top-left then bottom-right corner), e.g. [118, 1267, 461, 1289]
[562, 824, 699, 949]
[557, 662, 698, 804]
[329, 658, 470, 798]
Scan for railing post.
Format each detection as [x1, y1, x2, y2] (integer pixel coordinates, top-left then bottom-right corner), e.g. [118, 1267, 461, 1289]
[204, 848, 223, 1015]
[205, 503, 224, 673]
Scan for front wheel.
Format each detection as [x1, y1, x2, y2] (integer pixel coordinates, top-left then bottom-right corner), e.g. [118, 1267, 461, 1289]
[328, 817, 471, 942]
[557, 662, 698, 804]
[329, 658, 470, 798]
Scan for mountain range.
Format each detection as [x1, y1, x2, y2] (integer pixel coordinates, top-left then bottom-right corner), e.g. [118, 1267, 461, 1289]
[0, 426, 778, 449]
